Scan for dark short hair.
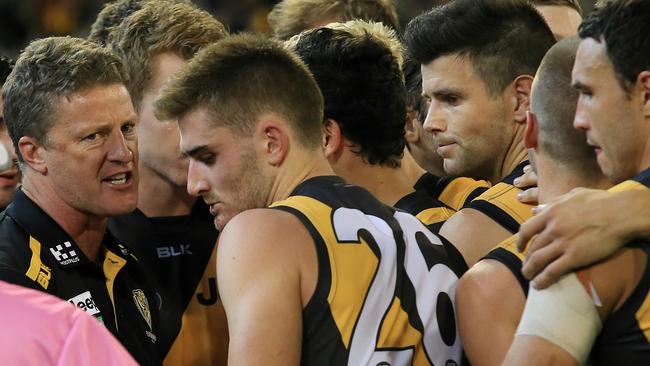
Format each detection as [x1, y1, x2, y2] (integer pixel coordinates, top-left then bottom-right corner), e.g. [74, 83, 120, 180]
[108, 1, 227, 110]
[2, 37, 126, 161]
[155, 34, 324, 149]
[403, 57, 427, 124]
[404, 0, 556, 97]
[578, 0, 650, 93]
[533, 37, 601, 179]
[292, 21, 406, 168]
[532, 0, 582, 15]
[268, 0, 400, 40]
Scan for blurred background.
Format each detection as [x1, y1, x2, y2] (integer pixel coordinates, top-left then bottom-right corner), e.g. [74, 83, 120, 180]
[0, 0, 597, 59]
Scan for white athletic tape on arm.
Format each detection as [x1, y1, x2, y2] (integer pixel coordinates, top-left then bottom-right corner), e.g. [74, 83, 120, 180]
[516, 273, 602, 364]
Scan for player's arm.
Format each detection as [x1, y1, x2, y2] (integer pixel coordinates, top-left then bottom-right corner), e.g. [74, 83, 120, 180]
[503, 335, 579, 366]
[503, 248, 639, 366]
[456, 259, 525, 366]
[217, 208, 317, 366]
[440, 208, 513, 266]
[518, 188, 650, 289]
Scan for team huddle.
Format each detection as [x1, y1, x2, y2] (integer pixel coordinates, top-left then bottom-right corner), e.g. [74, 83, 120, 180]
[0, 0, 648, 365]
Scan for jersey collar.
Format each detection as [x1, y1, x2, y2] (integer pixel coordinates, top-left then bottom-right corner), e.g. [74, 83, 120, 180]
[6, 189, 132, 269]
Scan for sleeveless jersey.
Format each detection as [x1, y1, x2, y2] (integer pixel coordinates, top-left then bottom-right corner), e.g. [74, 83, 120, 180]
[466, 162, 533, 234]
[395, 173, 490, 233]
[271, 176, 467, 366]
[109, 201, 227, 365]
[589, 168, 650, 364]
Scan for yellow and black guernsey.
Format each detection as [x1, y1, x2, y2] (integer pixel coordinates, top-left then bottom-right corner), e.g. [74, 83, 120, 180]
[109, 201, 227, 365]
[485, 168, 650, 364]
[466, 162, 533, 234]
[271, 176, 468, 365]
[590, 167, 650, 365]
[395, 173, 489, 233]
[0, 189, 160, 365]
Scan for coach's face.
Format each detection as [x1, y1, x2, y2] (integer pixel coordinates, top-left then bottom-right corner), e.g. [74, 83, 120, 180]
[39, 84, 139, 216]
[180, 107, 272, 231]
[421, 54, 514, 181]
[573, 38, 650, 183]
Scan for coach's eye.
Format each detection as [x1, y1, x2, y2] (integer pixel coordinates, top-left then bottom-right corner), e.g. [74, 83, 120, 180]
[84, 133, 99, 141]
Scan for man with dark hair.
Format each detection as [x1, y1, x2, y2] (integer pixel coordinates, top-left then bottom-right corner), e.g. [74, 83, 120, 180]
[532, 0, 583, 40]
[105, 2, 228, 364]
[268, 0, 399, 40]
[156, 33, 465, 365]
[0, 37, 159, 365]
[0, 55, 18, 210]
[504, 1, 650, 364]
[292, 21, 488, 231]
[456, 37, 611, 366]
[403, 57, 490, 214]
[404, 0, 556, 266]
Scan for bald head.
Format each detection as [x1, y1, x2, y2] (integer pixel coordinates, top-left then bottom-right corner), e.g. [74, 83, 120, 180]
[531, 36, 602, 180]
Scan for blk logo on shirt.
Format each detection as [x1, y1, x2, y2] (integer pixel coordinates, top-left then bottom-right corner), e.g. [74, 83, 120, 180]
[156, 244, 193, 258]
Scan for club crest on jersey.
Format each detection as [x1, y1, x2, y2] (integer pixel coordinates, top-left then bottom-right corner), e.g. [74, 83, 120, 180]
[132, 289, 152, 329]
[50, 241, 80, 265]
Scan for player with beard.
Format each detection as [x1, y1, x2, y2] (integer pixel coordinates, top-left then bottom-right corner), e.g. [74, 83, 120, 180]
[404, 0, 556, 266]
[155, 34, 466, 366]
[456, 37, 611, 366]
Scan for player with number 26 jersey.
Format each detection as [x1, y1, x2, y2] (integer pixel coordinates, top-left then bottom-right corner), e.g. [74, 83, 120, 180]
[271, 176, 468, 365]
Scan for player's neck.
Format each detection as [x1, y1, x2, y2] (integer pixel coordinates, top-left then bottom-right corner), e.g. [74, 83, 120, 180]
[536, 157, 612, 204]
[267, 152, 335, 205]
[21, 175, 106, 261]
[493, 125, 527, 184]
[638, 133, 650, 176]
[138, 166, 196, 217]
[336, 153, 416, 207]
[402, 148, 428, 184]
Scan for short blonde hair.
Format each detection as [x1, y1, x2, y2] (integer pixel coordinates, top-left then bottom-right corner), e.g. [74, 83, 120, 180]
[108, 2, 228, 110]
[268, 0, 399, 40]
